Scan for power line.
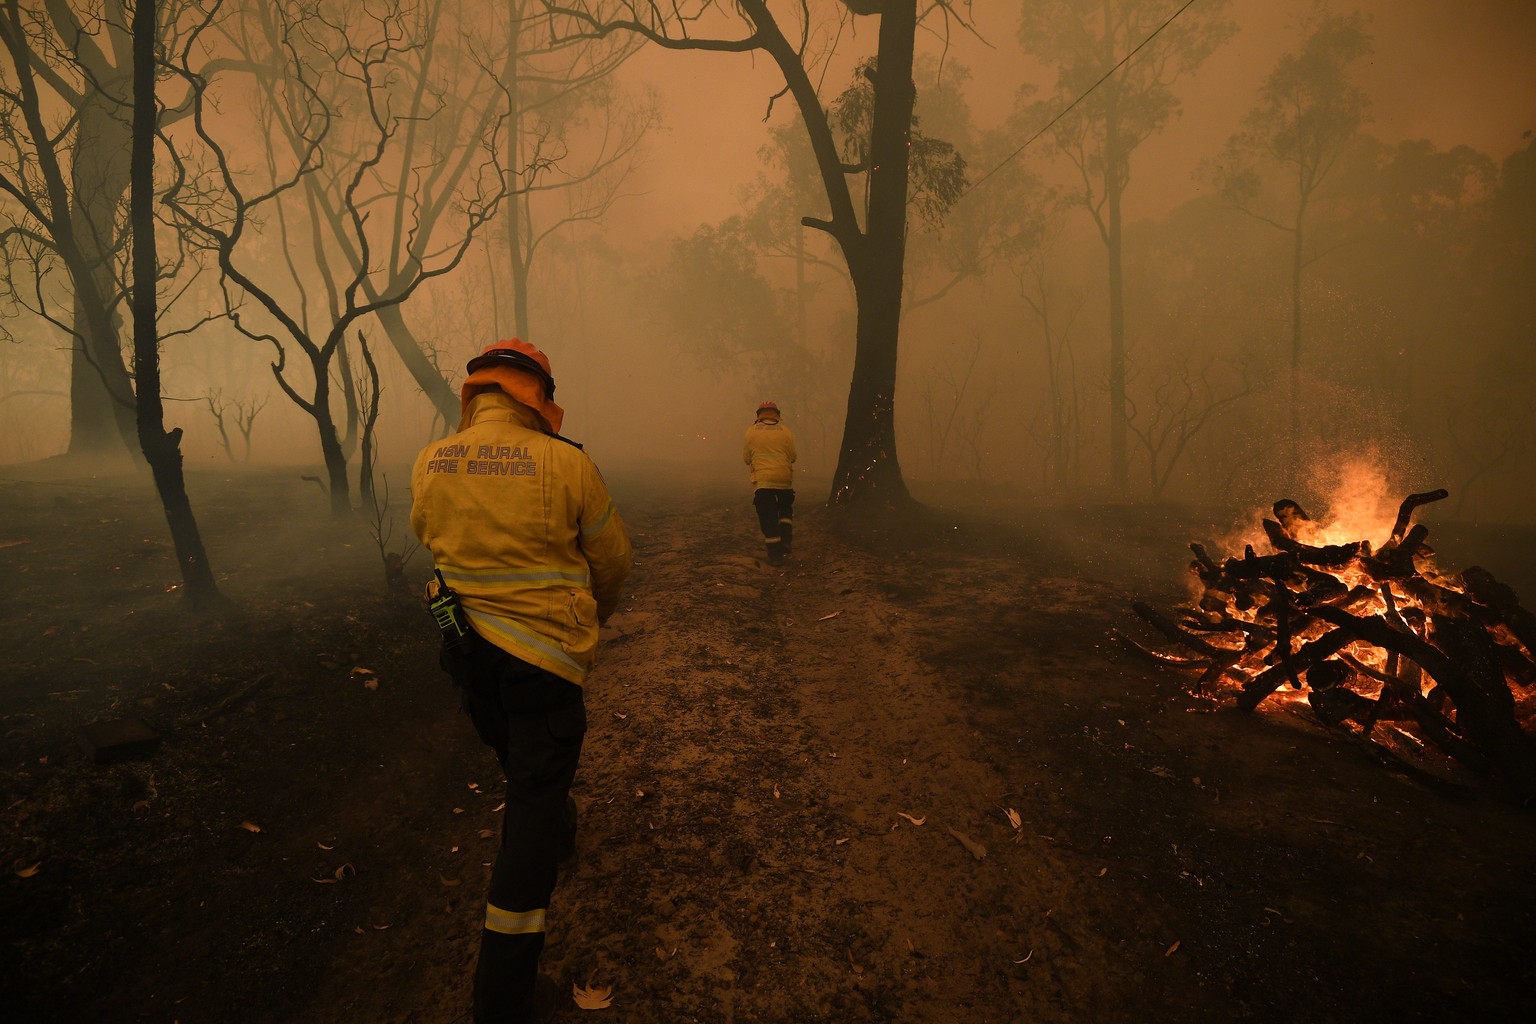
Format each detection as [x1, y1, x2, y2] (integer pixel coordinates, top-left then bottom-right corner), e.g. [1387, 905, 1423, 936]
[962, 0, 1201, 198]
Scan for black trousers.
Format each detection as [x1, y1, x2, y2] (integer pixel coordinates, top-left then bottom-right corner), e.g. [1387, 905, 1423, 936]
[753, 487, 795, 562]
[442, 640, 585, 1024]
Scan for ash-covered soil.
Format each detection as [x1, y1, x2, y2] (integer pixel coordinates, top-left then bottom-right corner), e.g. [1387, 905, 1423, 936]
[2, 463, 1534, 1023]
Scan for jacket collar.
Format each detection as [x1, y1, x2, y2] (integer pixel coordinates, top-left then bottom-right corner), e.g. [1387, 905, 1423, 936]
[466, 391, 544, 431]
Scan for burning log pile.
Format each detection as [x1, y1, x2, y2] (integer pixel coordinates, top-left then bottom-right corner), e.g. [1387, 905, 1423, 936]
[1121, 489, 1536, 798]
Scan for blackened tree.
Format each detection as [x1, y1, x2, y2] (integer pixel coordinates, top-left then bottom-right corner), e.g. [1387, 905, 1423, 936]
[548, 0, 963, 506]
[130, 0, 219, 606]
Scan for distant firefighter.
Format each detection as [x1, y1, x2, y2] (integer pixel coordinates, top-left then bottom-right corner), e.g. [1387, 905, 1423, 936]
[411, 339, 632, 1023]
[743, 400, 797, 565]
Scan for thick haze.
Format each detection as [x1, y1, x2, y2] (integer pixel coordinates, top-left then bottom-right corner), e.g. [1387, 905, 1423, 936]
[2, 0, 1533, 523]
[616, 0, 1536, 230]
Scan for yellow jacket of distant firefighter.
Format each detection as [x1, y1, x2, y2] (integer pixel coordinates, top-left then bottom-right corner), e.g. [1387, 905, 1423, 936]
[743, 416, 796, 489]
[410, 391, 632, 685]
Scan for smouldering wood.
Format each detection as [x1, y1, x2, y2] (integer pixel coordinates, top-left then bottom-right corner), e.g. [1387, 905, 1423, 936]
[1125, 488, 1536, 797]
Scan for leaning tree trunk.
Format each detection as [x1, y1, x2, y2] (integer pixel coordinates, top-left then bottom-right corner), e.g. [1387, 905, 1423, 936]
[131, 0, 219, 608]
[829, 0, 916, 507]
[66, 294, 130, 455]
[65, 42, 140, 457]
[371, 301, 457, 424]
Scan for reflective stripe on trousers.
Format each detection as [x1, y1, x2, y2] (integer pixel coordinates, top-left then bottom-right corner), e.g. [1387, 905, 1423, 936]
[444, 642, 585, 1023]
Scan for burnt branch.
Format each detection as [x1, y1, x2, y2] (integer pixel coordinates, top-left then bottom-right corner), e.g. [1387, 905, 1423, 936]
[1128, 488, 1536, 798]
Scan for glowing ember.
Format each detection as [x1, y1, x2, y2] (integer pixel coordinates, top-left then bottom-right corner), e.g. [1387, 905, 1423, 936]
[1120, 487, 1536, 798]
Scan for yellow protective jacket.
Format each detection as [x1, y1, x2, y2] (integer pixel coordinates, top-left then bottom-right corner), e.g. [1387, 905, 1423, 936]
[743, 417, 796, 489]
[411, 392, 632, 685]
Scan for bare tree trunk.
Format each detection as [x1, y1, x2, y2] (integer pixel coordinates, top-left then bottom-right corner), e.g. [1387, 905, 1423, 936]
[131, 0, 219, 607]
[830, 1, 917, 506]
[66, 58, 139, 457]
[505, 13, 532, 339]
[306, 350, 352, 515]
[357, 334, 381, 511]
[66, 300, 128, 454]
[795, 225, 808, 346]
[1104, 72, 1128, 495]
[1288, 201, 1306, 485]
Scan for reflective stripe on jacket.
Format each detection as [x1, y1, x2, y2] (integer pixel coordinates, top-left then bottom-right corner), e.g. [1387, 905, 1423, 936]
[743, 417, 796, 489]
[410, 392, 632, 684]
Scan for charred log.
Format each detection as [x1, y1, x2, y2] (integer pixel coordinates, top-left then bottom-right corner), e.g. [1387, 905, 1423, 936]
[1309, 605, 1536, 796]
[1129, 487, 1536, 798]
[1462, 565, 1536, 659]
[1309, 685, 1377, 728]
[1389, 488, 1448, 541]
[1224, 550, 1298, 581]
[1189, 542, 1219, 576]
[1239, 628, 1354, 712]
[1263, 518, 1300, 552]
[1131, 601, 1228, 659]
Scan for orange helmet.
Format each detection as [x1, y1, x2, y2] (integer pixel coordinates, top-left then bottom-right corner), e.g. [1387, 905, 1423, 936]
[466, 340, 555, 397]
[460, 339, 563, 434]
[756, 400, 780, 417]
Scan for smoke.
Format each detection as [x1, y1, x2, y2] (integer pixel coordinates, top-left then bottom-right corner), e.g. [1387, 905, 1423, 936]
[1311, 455, 1400, 546]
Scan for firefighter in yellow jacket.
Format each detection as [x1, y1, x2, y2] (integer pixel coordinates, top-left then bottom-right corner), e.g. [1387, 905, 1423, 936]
[411, 339, 632, 1024]
[743, 400, 796, 564]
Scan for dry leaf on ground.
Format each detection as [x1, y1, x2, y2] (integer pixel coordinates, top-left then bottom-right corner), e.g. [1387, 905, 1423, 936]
[312, 863, 354, 884]
[15, 861, 42, 878]
[816, 611, 841, 621]
[898, 812, 926, 826]
[947, 827, 987, 860]
[239, 821, 263, 834]
[572, 982, 613, 1009]
[1165, 940, 1181, 956]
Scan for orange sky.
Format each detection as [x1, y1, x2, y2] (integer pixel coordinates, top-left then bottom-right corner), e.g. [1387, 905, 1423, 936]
[611, 0, 1536, 232]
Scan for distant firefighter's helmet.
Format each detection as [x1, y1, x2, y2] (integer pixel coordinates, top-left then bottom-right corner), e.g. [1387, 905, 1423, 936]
[756, 401, 780, 418]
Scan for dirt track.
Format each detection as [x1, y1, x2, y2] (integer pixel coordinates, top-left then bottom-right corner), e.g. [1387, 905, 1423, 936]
[2, 466, 1534, 1022]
